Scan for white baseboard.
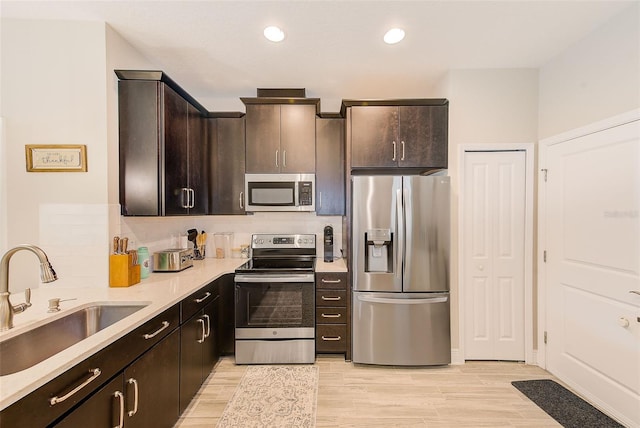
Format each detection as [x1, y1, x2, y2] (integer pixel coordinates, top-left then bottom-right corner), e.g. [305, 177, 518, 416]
[451, 348, 464, 365]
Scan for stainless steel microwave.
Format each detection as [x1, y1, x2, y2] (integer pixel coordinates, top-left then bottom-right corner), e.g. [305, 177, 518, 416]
[244, 174, 315, 212]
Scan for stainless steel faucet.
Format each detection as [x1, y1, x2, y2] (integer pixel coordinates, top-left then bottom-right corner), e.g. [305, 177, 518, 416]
[0, 245, 58, 331]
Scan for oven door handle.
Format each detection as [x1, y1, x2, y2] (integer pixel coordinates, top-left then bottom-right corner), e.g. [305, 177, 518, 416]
[234, 274, 315, 283]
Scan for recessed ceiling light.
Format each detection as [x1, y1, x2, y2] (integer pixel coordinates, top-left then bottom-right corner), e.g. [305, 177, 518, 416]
[384, 28, 405, 44]
[264, 26, 285, 42]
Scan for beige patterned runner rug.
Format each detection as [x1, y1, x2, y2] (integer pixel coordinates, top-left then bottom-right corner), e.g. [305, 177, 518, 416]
[217, 365, 319, 428]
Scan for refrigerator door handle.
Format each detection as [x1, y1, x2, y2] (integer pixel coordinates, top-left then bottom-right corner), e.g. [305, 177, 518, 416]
[396, 186, 404, 279]
[356, 295, 448, 305]
[403, 179, 411, 283]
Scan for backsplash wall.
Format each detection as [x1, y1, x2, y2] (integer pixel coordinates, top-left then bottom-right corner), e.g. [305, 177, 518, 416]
[120, 212, 344, 261]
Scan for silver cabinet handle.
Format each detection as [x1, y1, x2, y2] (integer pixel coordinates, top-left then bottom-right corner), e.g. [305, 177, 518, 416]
[321, 313, 342, 318]
[630, 291, 640, 296]
[321, 295, 341, 301]
[239, 191, 244, 209]
[197, 318, 206, 343]
[50, 368, 102, 405]
[143, 321, 170, 339]
[283, 150, 287, 167]
[319, 192, 322, 209]
[321, 278, 342, 284]
[181, 188, 190, 208]
[127, 378, 139, 417]
[188, 188, 195, 208]
[275, 150, 279, 167]
[321, 336, 342, 341]
[392, 141, 396, 161]
[114, 391, 125, 428]
[401, 141, 405, 160]
[203, 314, 211, 338]
[195, 291, 212, 303]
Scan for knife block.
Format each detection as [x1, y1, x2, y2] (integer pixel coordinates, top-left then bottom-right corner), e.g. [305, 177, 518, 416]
[109, 253, 140, 287]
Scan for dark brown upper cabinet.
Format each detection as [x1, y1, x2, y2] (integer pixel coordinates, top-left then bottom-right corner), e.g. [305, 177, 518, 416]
[346, 100, 448, 171]
[208, 116, 246, 215]
[242, 98, 320, 174]
[117, 71, 209, 216]
[316, 116, 345, 216]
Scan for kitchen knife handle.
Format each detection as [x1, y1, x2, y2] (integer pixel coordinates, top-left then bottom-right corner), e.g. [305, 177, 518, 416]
[113, 236, 120, 254]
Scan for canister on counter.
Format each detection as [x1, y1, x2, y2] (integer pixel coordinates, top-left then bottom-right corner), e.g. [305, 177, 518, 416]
[137, 247, 150, 279]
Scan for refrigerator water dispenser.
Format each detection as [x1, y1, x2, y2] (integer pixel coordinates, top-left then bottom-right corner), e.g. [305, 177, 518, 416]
[365, 229, 392, 272]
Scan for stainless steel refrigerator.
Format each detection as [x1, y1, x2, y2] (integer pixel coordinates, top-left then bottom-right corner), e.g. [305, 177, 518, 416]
[352, 175, 450, 365]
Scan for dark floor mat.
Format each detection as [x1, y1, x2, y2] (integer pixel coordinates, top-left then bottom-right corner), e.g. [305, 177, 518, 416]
[511, 379, 625, 428]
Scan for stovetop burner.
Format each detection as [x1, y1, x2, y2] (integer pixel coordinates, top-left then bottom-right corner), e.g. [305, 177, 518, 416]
[235, 257, 315, 274]
[235, 233, 317, 275]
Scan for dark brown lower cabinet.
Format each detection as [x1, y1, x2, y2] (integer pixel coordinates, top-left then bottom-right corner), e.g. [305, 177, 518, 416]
[315, 272, 349, 356]
[54, 329, 180, 428]
[217, 274, 235, 355]
[179, 296, 220, 414]
[125, 329, 180, 427]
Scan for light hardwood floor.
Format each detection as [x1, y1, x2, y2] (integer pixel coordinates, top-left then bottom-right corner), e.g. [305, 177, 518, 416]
[175, 355, 561, 427]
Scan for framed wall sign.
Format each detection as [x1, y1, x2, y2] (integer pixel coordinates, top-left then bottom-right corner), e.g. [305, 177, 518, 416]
[25, 144, 88, 172]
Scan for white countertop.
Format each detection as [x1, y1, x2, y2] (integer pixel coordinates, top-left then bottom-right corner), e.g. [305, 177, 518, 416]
[0, 257, 348, 410]
[315, 258, 347, 272]
[0, 258, 244, 410]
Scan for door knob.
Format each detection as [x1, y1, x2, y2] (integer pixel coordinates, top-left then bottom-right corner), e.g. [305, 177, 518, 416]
[618, 317, 630, 328]
[477, 265, 484, 271]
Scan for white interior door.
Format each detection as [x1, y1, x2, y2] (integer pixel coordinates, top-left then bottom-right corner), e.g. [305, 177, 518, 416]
[463, 150, 526, 361]
[544, 119, 640, 427]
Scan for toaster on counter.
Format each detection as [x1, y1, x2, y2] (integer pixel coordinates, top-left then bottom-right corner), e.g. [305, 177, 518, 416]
[153, 248, 194, 272]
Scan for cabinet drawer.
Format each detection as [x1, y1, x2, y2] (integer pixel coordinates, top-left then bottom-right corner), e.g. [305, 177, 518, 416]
[181, 281, 219, 322]
[316, 324, 347, 353]
[316, 307, 347, 324]
[315, 272, 347, 289]
[316, 289, 346, 307]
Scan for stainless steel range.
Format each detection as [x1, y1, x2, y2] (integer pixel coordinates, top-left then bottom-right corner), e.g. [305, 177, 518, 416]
[234, 233, 316, 364]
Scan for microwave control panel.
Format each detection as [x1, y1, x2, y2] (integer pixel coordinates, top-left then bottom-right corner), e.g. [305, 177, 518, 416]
[298, 181, 313, 206]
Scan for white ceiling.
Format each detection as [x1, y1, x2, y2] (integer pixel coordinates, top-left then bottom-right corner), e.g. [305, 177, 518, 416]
[2, 1, 636, 112]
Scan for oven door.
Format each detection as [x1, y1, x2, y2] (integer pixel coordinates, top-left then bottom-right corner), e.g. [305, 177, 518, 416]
[234, 273, 315, 339]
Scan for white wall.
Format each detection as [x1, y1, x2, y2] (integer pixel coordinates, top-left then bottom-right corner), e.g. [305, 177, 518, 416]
[443, 68, 539, 350]
[1, 19, 110, 290]
[539, 3, 640, 138]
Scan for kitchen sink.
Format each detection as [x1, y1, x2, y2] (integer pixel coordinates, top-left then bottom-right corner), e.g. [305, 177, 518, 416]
[0, 303, 147, 376]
